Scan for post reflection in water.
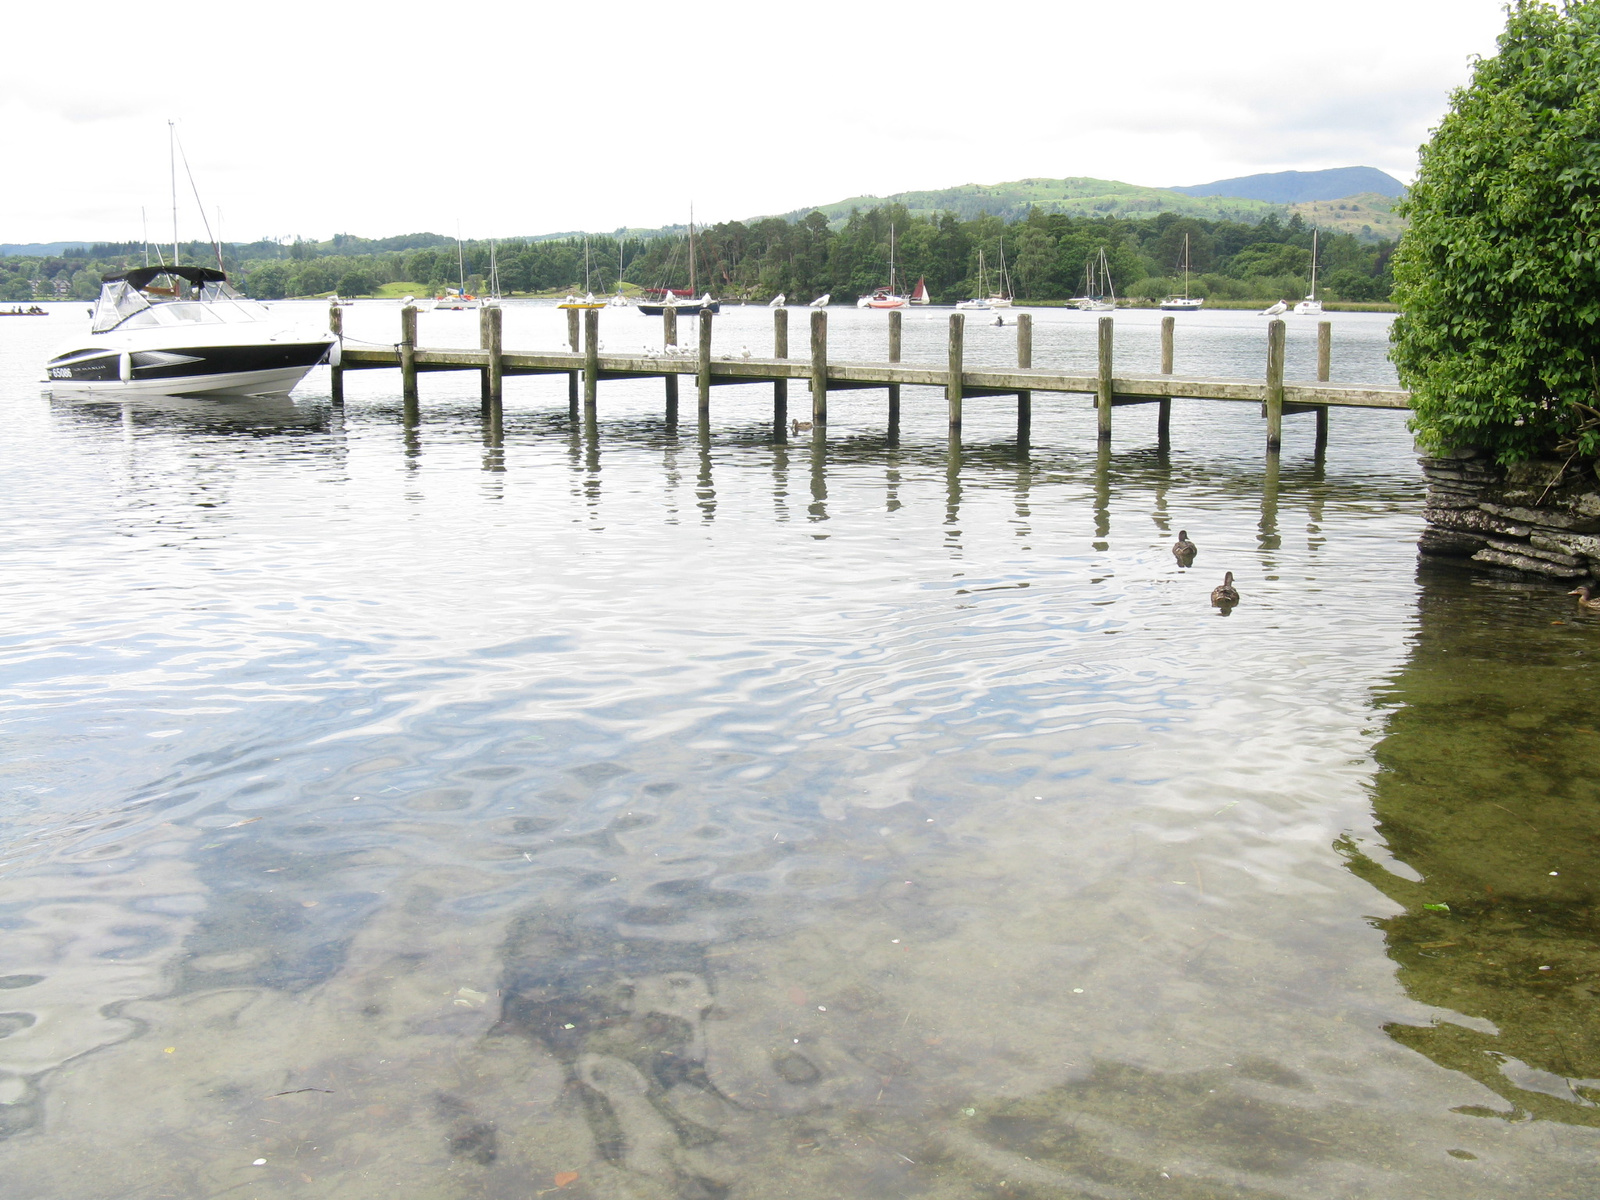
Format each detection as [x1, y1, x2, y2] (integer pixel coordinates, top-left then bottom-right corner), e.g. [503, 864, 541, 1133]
[1259, 450, 1282, 554]
[807, 428, 828, 525]
[9, 375, 1600, 1200]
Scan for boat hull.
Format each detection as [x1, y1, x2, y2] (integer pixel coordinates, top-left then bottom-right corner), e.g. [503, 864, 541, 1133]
[1159, 299, 1205, 312]
[636, 303, 721, 317]
[44, 340, 331, 399]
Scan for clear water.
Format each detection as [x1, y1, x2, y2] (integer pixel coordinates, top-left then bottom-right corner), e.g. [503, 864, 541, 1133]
[2, 301, 1597, 1199]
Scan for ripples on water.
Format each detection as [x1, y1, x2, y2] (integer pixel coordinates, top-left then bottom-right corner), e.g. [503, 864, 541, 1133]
[1, 303, 1598, 1198]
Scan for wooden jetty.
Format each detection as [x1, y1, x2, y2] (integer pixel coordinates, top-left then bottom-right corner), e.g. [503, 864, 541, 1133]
[330, 304, 1409, 451]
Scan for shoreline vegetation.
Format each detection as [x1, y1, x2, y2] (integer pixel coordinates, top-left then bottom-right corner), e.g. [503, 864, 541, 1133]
[1, 204, 1395, 310]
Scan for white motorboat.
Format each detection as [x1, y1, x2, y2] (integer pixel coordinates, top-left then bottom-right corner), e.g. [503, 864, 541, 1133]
[43, 266, 335, 399]
[956, 251, 993, 311]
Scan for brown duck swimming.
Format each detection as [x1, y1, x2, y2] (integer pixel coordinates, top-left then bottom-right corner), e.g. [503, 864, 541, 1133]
[1211, 571, 1239, 607]
[1172, 530, 1197, 565]
[790, 419, 813, 434]
[1570, 583, 1600, 611]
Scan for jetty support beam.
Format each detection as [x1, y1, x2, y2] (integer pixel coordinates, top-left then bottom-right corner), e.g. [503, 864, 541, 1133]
[811, 309, 828, 427]
[947, 312, 964, 434]
[1265, 318, 1286, 451]
[1096, 317, 1113, 442]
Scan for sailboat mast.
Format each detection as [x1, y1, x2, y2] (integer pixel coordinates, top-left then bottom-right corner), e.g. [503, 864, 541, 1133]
[689, 206, 697, 296]
[168, 120, 178, 269]
[456, 223, 466, 292]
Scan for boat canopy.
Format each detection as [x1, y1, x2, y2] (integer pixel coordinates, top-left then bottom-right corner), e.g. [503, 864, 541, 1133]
[103, 266, 227, 291]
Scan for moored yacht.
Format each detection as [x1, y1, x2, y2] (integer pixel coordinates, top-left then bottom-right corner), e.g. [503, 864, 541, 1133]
[43, 266, 335, 398]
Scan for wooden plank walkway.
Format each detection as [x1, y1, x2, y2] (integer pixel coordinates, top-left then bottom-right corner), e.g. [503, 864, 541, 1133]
[329, 304, 1411, 451]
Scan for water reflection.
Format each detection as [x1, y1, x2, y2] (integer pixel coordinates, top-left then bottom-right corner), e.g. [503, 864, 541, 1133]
[1356, 569, 1600, 1125]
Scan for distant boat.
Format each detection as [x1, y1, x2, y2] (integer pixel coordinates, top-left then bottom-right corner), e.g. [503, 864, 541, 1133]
[435, 225, 480, 310]
[809, 293, 830, 307]
[956, 250, 993, 310]
[857, 223, 909, 309]
[1293, 230, 1323, 315]
[988, 239, 1014, 307]
[434, 287, 479, 311]
[909, 277, 930, 305]
[768, 294, 786, 307]
[1261, 299, 1289, 316]
[639, 209, 721, 316]
[637, 292, 720, 316]
[1160, 233, 1204, 312]
[1071, 249, 1116, 312]
[558, 293, 606, 310]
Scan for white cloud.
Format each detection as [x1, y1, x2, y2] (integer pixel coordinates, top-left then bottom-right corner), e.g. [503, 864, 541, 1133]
[0, 0, 1508, 243]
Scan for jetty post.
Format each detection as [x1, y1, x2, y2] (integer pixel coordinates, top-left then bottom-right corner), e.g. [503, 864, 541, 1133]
[773, 308, 788, 432]
[479, 304, 503, 416]
[327, 302, 344, 406]
[1158, 315, 1174, 445]
[697, 310, 713, 420]
[400, 304, 419, 421]
[583, 308, 600, 416]
[1095, 317, 1113, 442]
[887, 310, 903, 439]
[810, 309, 828, 427]
[947, 312, 965, 434]
[1316, 320, 1332, 452]
[566, 308, 581, 419]
[1016, 312, 1032, 445]
[1265, 319, 1286, 451]
[663, 308, 679, 423]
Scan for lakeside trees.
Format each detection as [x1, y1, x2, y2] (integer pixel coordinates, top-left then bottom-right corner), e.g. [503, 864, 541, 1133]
[1392, 0, 1600, 461]
[0, 206, 1396, 307]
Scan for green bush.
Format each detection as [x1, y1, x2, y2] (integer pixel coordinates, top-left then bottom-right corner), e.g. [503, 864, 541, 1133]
[1392, 0, 1600, 461]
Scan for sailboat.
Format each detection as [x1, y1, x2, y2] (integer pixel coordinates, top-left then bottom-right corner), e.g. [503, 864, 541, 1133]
[483, 238, 504, 307]
[988, 239, 1013, 308]
[434, 227, 480, 310]
[1160, 233, 1204, 312]
[909, 278, 930, 305]
[1071, 250, 1117, 312]
[856, 224, 909, 309]
[558, 236, 607, 310]
[956, 249, 993, 310]
[637, 214, 720, 316]
[607, 239, 631, 307]
[1293, 230, 1323, 315]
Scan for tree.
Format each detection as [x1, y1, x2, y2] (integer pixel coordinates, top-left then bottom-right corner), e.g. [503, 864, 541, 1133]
[1392, 0, 1600, 461]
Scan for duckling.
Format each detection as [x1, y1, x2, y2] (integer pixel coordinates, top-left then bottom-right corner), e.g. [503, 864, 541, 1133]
[1569, 583, 1600, 610]
[791, 419, 813, 434]
[1172, 529, 1197, 565]
[1211, 571, 1239, 607]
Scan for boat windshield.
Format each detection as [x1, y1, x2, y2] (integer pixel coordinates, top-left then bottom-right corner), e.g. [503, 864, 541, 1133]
[91, 281, 151, 333]
[91, 278, 271, 333]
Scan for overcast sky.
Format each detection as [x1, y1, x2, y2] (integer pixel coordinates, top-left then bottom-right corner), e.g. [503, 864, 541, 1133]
[2, 0, 1509, 244]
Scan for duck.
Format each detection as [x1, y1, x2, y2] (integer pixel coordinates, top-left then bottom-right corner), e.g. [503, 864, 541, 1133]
[1211, 571, 1239, 607]
[791, 419, 813, 434]
[1570, 583, 1600, 610]
[1172, 530, 1197, 565]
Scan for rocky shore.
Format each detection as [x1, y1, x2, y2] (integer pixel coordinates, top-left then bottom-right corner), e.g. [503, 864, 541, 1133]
[1419, 449, 1600, 582]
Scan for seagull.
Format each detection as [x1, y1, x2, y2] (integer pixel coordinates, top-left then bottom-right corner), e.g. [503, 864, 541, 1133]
[741, 345, 752, 358]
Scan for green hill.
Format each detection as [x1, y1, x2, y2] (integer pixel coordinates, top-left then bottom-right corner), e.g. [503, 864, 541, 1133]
[1285, 192, 1407, 240]
[777, 176, 1282, 227]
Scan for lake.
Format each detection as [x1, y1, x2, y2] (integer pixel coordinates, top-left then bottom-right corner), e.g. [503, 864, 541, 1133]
[2, 300, 1597, 1199]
